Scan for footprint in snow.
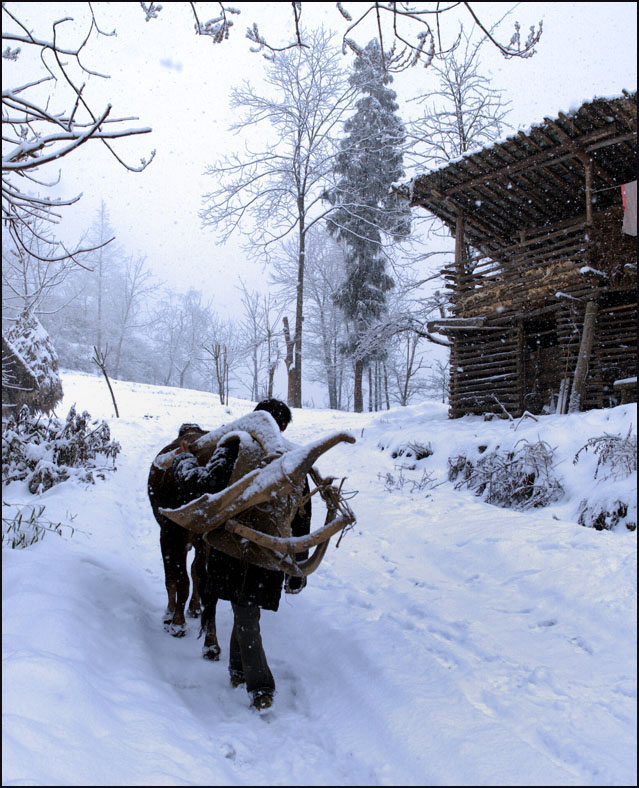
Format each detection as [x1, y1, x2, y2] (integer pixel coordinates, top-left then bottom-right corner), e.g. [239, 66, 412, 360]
[569, 635, 593, 654]
[532, 618, 558, 629]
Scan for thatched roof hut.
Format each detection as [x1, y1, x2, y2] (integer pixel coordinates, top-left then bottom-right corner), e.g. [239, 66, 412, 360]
[407, 92, 637, 417]
[2, 311, 64, 415]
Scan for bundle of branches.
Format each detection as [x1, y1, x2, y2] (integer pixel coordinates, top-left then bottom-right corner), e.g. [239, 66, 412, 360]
[2, 404, 120, 493]
[449, 439, 563, 510]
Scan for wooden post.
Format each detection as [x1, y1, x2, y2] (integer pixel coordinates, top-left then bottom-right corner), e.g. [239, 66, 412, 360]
[454, 213, 466, 302]
[568, 301, 598, 413]
[583, 159, 592, 226]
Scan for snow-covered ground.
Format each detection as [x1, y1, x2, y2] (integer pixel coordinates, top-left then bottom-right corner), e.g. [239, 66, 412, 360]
[3, 371, 637, 786]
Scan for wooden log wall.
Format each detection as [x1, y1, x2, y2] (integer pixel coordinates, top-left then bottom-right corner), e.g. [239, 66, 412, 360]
[444, 207, 636, 320]
[587, 298, 638, 408]
[448, 326, 523, 418]
[589, 204, 638, 285]
[444, 206, 637, 417]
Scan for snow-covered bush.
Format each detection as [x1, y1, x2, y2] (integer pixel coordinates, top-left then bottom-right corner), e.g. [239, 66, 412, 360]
[378, 439, 433, 469]
[573, 429, 637, 531]
[2, 404, 120, 494]
[448, 439, 564, 510]
[576, 498, 636, 531]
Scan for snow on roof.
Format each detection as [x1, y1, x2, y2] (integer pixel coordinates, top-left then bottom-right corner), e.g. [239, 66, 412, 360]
[410, 91, 636, 180]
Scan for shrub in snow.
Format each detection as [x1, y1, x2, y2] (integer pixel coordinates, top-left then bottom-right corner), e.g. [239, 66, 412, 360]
[378, 439, 433, 469]
[576, 498, 636, 532]
[2, 404, 120, 494]
[573, 429, 637, 481]
[448, 439, 564, 510]
[573, 429, 637, 531]
[2, 310, 63, 414]
[378, 467, 436, 494]
[2, 501, 76, 549]
[391, 441, 433, 462]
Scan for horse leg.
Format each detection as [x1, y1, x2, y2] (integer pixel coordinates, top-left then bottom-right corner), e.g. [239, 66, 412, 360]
[161, 525, 189, 637]
[187, 542, 202, 618]
[160, 526, 177, 624]
[193, 540, 221, 660]
[201, 597, 221, 661]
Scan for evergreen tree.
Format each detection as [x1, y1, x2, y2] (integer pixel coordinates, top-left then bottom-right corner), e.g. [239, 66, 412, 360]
[326, 40, 410, 412]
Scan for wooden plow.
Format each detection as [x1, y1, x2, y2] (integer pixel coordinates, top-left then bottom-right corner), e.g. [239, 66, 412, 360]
[159, 431, 357, 577]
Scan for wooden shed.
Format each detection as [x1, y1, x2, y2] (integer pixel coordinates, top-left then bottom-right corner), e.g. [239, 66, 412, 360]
[408, 92, 637, 418]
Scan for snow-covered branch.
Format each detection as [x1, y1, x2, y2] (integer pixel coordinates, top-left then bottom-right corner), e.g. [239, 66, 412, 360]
[2, 3, 155, 265]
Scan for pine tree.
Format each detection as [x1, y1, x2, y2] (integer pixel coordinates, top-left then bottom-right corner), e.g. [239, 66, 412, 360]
[326, 40, 410, 412]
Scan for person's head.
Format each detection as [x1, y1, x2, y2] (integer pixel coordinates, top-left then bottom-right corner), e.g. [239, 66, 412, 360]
[253, 398, 292, 432]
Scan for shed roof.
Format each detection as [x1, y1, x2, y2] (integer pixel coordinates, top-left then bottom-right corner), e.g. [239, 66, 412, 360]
[408, 92, 637, 253]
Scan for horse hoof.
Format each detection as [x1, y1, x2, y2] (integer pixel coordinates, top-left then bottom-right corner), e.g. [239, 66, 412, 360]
[164, 622, 187, 637]
[202, 645, 221, 661]
[187, 607, 201, 619]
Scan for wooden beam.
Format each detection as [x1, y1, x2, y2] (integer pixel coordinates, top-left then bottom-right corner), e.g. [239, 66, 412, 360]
[584, 159, 593, 226]
[568, 301, 598, 413]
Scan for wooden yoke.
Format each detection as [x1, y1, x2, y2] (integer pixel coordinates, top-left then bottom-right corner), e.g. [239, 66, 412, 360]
[159, 431, 357, 577]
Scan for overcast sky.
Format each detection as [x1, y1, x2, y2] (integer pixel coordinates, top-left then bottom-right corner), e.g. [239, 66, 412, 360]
[5, 2, 637, 320]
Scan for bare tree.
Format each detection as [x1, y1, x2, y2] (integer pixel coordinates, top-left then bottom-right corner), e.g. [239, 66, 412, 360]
[271, 226, 350, 409]
[332, 2, 542, 73]
[200, 317, 243, 405]
[2, 3, 154, 265]
[79, 202, 120, 355]
[1, 216, 78, 322]
[143, 2, 542, 75]
[388, 331, 430, 406]
[112, 255, 157, 379]
[428, 358, 450, 404]
[153, 289, 211, 388]
[236, 282, 283, 401]
[406, 28, 512, 169]
[200, 27, 358, 408]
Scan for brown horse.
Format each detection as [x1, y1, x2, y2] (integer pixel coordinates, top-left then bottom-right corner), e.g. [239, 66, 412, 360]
[147, 424, 220, 659]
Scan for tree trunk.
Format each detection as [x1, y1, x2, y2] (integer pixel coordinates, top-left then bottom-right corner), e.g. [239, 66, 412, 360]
[293, 214, 305, 408]
[384, 362, 390, 409]
[178, 360, 190, 388]
[283, 316, 296, 407]
[266, 363, 275, 398]
[319, 312, 338, 409]
[96, 249, 103, 355]
[568, 301, 598, 413]
[354, 359, 364, 412]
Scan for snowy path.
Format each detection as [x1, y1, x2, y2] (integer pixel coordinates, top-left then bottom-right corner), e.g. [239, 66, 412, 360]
[3, 373, 637, 786]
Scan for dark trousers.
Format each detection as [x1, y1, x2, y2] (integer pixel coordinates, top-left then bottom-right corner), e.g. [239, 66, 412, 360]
[229, 602, 275, 694]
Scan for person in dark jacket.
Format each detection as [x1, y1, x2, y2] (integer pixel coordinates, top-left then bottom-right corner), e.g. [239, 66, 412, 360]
[171, 399, 311, 711]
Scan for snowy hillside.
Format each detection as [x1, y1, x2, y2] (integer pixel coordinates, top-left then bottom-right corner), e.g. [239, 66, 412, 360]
[2, 371, 637, 786]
